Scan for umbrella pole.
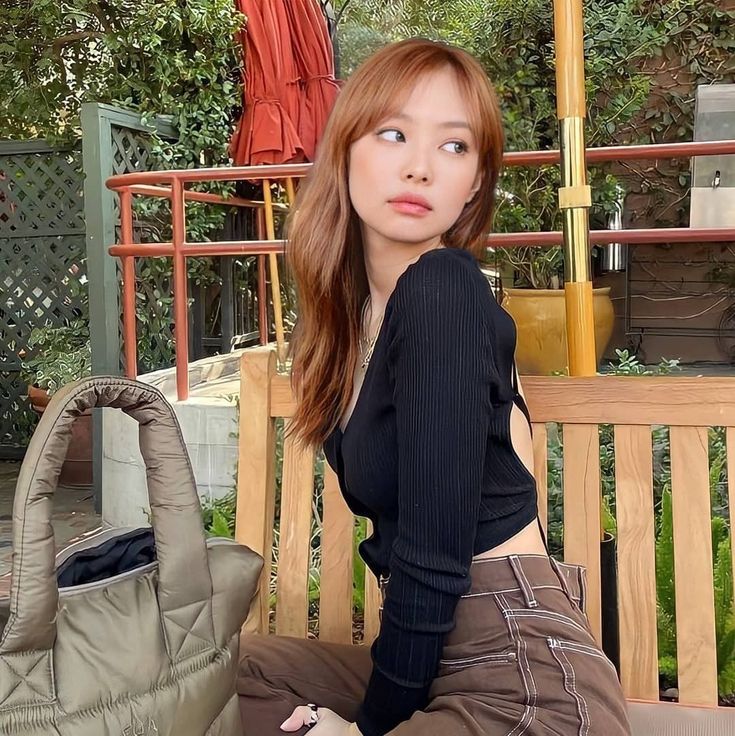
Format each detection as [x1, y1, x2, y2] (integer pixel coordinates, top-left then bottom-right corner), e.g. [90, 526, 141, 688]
[553, 0, 596, 377]
[262, 179, 287, 364]
[554, 0, 605, 551]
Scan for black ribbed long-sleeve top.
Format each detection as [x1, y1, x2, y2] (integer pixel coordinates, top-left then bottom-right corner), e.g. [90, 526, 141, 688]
[323, 247, 538, 736]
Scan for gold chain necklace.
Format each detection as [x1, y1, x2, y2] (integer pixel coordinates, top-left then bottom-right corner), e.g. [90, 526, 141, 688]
[359, 297, 384, 370]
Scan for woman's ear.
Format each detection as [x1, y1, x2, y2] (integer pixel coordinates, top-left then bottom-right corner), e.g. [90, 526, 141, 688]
[466, 172, 482, 203]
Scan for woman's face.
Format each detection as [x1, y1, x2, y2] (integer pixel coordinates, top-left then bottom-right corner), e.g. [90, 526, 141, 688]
[348, 66, 481, 254]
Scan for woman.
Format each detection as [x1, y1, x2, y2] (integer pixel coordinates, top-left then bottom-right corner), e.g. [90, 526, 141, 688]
[237, 38, 631, 736]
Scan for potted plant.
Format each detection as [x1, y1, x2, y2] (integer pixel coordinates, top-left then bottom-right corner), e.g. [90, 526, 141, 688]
[488, 176, 621, 376]
[489, 242, 615, 375]
[20, 319, 93, 487]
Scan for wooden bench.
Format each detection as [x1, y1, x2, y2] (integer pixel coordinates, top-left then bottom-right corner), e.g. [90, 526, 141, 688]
[235, 346, 735, 731]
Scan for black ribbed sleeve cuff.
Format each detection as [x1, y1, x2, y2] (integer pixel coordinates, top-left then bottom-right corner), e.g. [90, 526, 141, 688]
[356, 667, 431, 736]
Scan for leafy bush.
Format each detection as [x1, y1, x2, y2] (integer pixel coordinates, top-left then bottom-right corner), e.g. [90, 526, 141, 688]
[1, 0, 244, 158]
[201, 490, 237, 539]
[20, 319, 91, 393]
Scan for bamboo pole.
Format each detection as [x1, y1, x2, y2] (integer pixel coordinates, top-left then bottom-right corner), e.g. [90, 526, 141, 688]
[553, 0, 596, 377]
[262, 179, 287, 364]
[285, 177, 296, 206]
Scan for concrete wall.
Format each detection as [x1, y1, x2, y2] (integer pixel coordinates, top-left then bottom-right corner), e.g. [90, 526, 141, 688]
[101, 353, 242, 527]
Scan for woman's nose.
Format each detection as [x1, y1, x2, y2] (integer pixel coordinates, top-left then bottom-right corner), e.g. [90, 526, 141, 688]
[401, 147, 432, 184]
[405, 170, 430, 183]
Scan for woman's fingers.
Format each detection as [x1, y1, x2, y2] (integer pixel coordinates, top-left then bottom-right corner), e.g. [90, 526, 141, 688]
[280, 705, 317, 732]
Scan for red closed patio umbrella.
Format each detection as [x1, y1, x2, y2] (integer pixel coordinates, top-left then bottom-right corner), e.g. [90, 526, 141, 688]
[230, 0, 304, 166]
[229, 1, 340, 363]
[284, 0, 340, 161]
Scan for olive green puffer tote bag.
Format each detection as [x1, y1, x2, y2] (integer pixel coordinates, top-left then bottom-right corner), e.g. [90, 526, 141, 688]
[0, 377, 263, 736]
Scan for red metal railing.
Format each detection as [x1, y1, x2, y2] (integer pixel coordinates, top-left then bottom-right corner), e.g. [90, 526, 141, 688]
[106, 140, 735, 401]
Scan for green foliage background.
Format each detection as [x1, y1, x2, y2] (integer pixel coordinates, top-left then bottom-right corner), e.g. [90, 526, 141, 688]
[0, 0, 247, 374]
[1, 0, 244, 166]
[3, 1, 734, 293]
[335, 0, 735, 284]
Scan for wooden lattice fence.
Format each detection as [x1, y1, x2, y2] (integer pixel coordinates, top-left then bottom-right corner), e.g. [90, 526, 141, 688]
[0, 142, 86, 459]
[0, 104, 263, 458]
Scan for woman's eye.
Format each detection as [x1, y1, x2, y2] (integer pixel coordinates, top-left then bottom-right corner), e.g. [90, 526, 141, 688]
[442, 141, 468, 154]
[377, 129, 405, 143]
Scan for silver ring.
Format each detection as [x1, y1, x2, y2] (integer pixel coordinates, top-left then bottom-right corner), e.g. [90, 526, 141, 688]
[306, 704, 320, 727]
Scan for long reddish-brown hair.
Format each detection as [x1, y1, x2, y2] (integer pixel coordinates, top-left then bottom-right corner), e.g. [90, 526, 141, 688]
[287, 38, 504, 447]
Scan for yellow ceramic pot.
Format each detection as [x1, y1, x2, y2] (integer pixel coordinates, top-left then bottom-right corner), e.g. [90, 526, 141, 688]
[501, 287, 615, 375]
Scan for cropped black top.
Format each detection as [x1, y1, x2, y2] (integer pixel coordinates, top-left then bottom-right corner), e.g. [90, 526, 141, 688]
[323, 247, 538, 736]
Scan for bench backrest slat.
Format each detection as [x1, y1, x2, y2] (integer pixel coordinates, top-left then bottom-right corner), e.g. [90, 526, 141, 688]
[275, 428, 315, 638]
[319, 466, 355, 643]
[670, 426, 718, 705]
[561, 423, 603, 641]
[237, 347, 278, 634]
[237, 347, 735, 709]
[615, 425, 658, 701]
[532, 422, 549, 533]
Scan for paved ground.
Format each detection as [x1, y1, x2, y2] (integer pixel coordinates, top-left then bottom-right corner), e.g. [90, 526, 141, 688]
[0, 462, 101, 586]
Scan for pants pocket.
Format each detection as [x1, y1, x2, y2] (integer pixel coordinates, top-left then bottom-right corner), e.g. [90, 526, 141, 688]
[506, 607, 591, 637]
[551, 560, 588, 616]
[439, 649, 517, 671]
[545, 637, 627, 736]
[432, 646, 525, 702]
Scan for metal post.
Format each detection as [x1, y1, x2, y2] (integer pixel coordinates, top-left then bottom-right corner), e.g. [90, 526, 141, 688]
[220, 257, 234, 352]
[119, 189, 138, 379]
[552, 0, 597, 376]
[171, 179, 190, 401]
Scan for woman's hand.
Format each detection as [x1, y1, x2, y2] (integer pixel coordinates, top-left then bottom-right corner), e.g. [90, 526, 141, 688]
[280, 705, 359, 735]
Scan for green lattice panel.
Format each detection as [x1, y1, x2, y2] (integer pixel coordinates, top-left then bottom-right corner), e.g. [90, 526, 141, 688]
[116, 257, 175, 374]
[0, 236, 87, 445]
[0, 150, 84, 238]
[110, 126, 176, 372]
[0, 146, 86, 455]
[0, 371, 36, 452]
[111, 125, 155, 176]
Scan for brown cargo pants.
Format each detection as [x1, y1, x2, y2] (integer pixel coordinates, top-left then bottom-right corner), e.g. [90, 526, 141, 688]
[237, 554, 631, 735]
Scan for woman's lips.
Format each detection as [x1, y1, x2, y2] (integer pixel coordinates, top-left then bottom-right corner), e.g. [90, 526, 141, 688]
[388, 196, 432, 216]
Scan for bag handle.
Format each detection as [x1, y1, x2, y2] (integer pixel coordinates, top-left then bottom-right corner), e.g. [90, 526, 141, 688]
[0, 377, 216, 661]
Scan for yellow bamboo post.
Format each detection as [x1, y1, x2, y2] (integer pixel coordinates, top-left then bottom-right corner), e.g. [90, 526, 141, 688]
[285, 177, 296, 206]
[553, 0, 596, 377]
[262, 179, 287, 364]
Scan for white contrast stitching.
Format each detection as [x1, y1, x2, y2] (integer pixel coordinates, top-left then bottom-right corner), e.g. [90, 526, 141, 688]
[498, 593, 537, 736]
[439, 651, 516, 667]
[550, 638, 618, 676]
[507, 705, 536, 736]
[549, 640, 590, 736]
[461, 584, 580, 601]
[504, 608, 592, 638]
[509, 555, 538, 608]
